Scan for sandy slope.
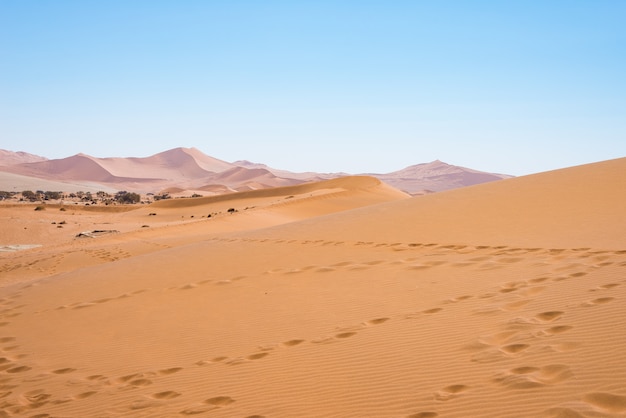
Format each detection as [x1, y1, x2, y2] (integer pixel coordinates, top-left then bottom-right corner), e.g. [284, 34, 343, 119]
[0, 171, 119, 194]
[0, 160, 624, 417]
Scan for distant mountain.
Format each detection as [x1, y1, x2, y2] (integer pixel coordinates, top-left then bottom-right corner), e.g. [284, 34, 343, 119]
[0, 148, 303, 194]
[369, 160, 513, 194]
[0, 148, 512, 195]
[0, 150, 47, 166]
[233, 160, 345, 181]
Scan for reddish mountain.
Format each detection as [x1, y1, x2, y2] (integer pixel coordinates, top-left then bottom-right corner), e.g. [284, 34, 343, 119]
[370, 160, 513, 194]
[0, 150, 47, 166]
[0, 148, 511, 195]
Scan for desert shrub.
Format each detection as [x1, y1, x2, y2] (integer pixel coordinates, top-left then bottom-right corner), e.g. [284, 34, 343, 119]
[0, 191, 15, 200]
[115, 191, 140, 204]
[59, 207, 67, 211]
[227, 208, 236, 213]
[22, 190, 38, 201]
[44, 191, 62, 200]
[34, 205, 45, 211]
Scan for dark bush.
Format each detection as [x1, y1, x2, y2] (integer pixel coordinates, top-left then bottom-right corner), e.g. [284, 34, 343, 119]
[115, 191, 140, 204]
[22, 190, 38, 201]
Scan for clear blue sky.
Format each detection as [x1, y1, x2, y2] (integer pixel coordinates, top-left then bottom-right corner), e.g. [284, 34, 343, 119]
[1, 1, 625, 175]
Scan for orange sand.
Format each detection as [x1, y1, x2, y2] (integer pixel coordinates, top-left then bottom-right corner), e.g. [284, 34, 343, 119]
[0, 159, 625, 417]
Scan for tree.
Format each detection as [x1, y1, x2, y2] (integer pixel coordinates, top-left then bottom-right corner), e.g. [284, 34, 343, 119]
[44, 191, 62, 200]
[115, 191, 140, 204]
[22, 190, 37, 201]
[0, 191, 14, 200]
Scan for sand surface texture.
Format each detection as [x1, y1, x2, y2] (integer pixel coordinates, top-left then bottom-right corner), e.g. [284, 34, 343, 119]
[0, 159, 625, 417]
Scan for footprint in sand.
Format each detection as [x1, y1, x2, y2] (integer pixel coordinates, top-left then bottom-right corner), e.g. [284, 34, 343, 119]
[206, 396, 235, 406]
[547, 341, 581, 353]
[23, 389, 51, 402]
[6, 365, 31, 373]
[476, 331, 519, 347]
[117, 373, 154, 387]
[52, 368, 76, 374]
[226, 357, 247, 366]
[159, 367, 183, 375]
[74, 391, 97, 399]
[179, 283, 197, 290]
[179, 396, 235, 415]
[335, 332, 357, 339]
[500, 343, 530, 355]
[493, 364, 572, 389]
[152, 391, 181, 399]
[521, 286, 545, 297]
[448, 295, 472, 302]
[581, 297, 615, 307]
[536, 325, 573, 337]
[423, 308, 443, 314]
[582, 392, 626, 414]
[2, 345, 19, 352]
[502, 300, 531, 311]
[595, 283, 620, 290]
[407, 263, 431, 270]
[282, 339, 305, 347]
[366, 317, 390, 325]
[434, 384, 469, 401]
[130, 399, 162, 410]
[499, 281, 527, 293]
[468, 331, 534, 362]
[247, 352, 269, 360]
[535, 311, 564, 322]
[129, 378, 152, 387]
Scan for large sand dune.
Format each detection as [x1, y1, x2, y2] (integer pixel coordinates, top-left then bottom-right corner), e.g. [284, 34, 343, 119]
[0, 159, 624, 417]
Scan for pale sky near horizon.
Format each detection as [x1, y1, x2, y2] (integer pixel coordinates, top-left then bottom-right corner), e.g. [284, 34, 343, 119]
[1, 1, 625, 176]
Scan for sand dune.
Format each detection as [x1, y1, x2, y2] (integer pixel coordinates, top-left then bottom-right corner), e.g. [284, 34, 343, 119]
[0, 171, 119, 194]
[265, 157, 626, 248]
[370, 159, 512, 194]
[0, 159, 624, 417]
[1, 147, 512, 195]
[0, 150, 47, 166]
[0, 176, 409, 281]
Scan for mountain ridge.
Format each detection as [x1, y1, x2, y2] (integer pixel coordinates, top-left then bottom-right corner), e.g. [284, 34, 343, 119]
[0, 147, 511, 195]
